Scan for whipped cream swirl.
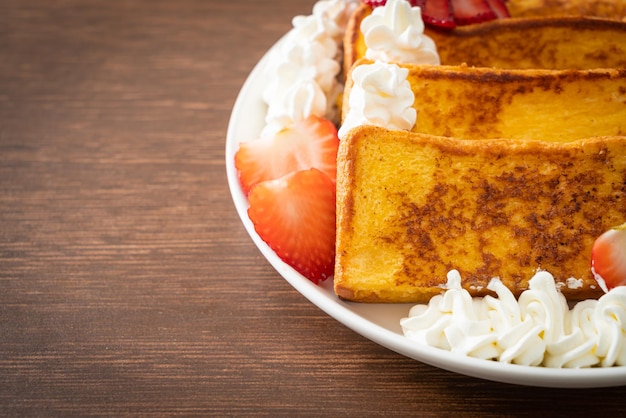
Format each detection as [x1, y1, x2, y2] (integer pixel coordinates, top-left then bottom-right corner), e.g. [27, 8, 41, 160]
[338, 61, 416, 139]
[260, 0, 358, 138]
[401, 270, 626, 368]
[361, 0, 439, 65]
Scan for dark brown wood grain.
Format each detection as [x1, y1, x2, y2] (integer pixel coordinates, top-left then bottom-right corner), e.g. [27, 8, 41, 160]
[0, 0, 624, 415]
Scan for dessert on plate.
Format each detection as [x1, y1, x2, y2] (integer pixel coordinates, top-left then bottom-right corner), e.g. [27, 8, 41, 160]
[233, 0, 626, 367]
[332, 0, 626, 366]
[335, 0, 626, 304]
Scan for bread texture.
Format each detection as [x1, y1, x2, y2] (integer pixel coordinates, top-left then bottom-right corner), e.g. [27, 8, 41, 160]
[507, 0, 626, 19]
[337, 2, 626, 304]
[426, 17, 626, 70]
[343, 3, 370, 78]
[334, 126, 626, 303]
[344, 4, 626, 73]
[343, 61, 626, 142]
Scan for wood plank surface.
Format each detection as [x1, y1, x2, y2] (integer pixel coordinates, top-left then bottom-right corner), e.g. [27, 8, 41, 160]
[0, 0, 624, 415]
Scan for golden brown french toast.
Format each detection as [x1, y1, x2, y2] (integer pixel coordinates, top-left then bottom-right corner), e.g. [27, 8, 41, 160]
[342, 61, 626, 142]
[343, 4, 370, 76]
[344, 4, 626, 73]
[334, 126, 626, 303]
[507, 0, 626, 19]
[426, 17, 626, 69]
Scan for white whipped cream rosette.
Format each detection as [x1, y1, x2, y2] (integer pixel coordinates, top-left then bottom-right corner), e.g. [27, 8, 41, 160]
[402, 295, 452, 350]
[361, 0, 439, 65]
[402, 270, 626, 368]
[338, 60, 416, 139]
[401, 271, 500, 360]
[546, 299, 599, 368]
[594, 287, 626, 367]
[516, 272, 570, 360]
[260, 0, 358, 138]
[437, 274, 500, 360]
[484, 278, 545, 366]
[264, 77, 328, 134]
[299, 0, 358, 45]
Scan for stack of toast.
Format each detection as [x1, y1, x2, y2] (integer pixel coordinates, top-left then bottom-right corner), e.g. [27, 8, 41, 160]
[334, 2, 626, 303]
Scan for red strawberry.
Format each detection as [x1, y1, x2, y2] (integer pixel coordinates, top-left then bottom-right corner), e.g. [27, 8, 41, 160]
[369, 0, 511, 29]
[247, 168, 336, 283]
[484, 0, 511, 18]
[591, 222, 626, 293]
[451, 0, 496, 25]
[235, 115, 339, 195]
[364, 0, 423, 7]
[362, 0, 388, 6]
[416, 0, 456, 29]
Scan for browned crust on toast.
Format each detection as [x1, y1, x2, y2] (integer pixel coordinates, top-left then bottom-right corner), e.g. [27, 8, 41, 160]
[507, 0, 626, 19]
[342, 61, 626, 142]
[343, 3, 370, 78]
[334, 126, 626, 303]
[343, 4, 626, 72]
[426, 17, 626, 69]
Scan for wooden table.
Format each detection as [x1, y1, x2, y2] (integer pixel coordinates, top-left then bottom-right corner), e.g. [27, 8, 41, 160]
[1, 0, 624, 415]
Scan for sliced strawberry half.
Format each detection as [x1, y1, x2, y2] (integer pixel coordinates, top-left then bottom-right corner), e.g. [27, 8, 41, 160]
[395, 0, 510, 29]
[591, 222, 626, 293]
[484, 0, 511, 18]
[235, 115, 339, 195]
[416, 0, 456, 29]
[247, 168, 336, 283]
[365, 0, 423, 7]
[362, 0, 389, 6]
[451, 0, 496, 25]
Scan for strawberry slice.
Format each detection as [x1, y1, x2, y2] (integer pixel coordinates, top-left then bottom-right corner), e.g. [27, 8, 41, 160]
[451, 0, 496, 25]
[247, 168, 336, 283]
[365, 0, 423, 7]
[362, 0, 388, 6]
[416, 0, 456, 29]
[484, 0, 511, 18]
[591, 222, 626, 293]
[235, 115, 339, 195]
[362, 0, 509, 29]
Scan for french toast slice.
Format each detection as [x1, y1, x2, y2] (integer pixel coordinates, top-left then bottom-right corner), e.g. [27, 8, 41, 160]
[426, 17, 626, 70]
[344, 4, 626, 73]
[334, 126, 626, 303]
[507, 0, 626, 19]
[342, 61, 626, 142]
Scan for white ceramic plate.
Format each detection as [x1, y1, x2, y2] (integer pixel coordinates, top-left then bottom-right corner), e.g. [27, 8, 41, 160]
[225, 39, 626, 388]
